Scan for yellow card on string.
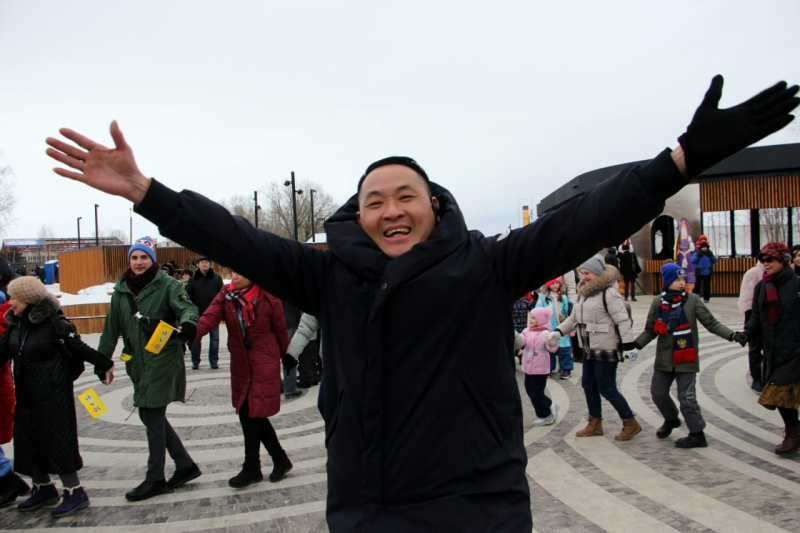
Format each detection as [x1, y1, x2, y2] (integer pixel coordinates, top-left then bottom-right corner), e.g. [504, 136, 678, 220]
[144, 321, 175, 354]
[78, 388, 107, 418]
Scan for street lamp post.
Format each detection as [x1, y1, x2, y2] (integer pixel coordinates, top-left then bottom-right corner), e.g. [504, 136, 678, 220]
[309, 189, 316, 242]
[94, 204, 99, 247]
[253, 190, 261, 229]
[77, 217, 82, 249]
[283, 172, 303, 241]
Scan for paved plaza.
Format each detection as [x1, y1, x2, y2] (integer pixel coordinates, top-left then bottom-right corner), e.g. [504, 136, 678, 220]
[2, 296, 799, 532]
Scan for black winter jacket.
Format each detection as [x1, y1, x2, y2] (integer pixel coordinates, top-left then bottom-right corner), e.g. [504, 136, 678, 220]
[744, 265, 800, 385]
[0, 294, 112, 476]
[186, 267, 223, 315]
[619, 250, 640, 280]
[135, 149, 686, 532]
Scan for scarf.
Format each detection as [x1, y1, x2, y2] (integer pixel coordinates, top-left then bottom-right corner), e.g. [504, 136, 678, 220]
[225, 280, 260, 328]
[655, 290, 696, 364]
[124, 263, 159, 296]
[762, 272, 780, 325]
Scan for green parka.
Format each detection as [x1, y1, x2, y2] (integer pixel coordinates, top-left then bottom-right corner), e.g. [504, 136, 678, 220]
[98, 269, 199, 408]
[635, 292, 733, 373]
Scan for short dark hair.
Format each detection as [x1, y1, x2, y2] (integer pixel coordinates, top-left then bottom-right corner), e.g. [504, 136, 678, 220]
[357, 156, 430, 196]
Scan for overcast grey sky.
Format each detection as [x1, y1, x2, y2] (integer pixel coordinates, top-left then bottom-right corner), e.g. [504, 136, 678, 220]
[1, 0, 798, 243]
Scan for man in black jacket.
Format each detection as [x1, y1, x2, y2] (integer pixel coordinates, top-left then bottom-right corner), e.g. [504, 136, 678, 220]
[186, 255, 223, 370]
[46, 76, 798, 531]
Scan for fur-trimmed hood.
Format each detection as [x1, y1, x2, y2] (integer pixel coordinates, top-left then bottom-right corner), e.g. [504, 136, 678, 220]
[578, 265, 620, 299]
[4, 292, 61, 325]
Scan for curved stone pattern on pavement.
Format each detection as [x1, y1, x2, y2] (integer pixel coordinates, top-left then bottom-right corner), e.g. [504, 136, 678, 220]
[2, 299, 799, 531]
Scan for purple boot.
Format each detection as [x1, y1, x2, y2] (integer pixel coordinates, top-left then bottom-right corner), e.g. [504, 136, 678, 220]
[17, 482, 59, 512]
[51, 486, 90, 518]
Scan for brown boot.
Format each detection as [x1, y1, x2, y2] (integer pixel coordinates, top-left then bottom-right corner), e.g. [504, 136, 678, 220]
[615, 416, 642, 441]
[775, 426, 800, 455]
[576, 417, 604, 437]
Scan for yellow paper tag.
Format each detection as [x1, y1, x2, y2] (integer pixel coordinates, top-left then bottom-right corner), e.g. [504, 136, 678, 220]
[78, 388, 107, 418]
[120, 353, 132, 362]
[144, 321, 175, 354]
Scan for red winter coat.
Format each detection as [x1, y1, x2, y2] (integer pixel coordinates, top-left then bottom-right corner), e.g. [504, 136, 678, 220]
[195, 284, 289, 418]
[0, 302, 14, 443]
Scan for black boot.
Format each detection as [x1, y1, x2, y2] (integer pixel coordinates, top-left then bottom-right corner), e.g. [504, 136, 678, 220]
[269, 457, 293, 482]
[675, 431, 708, 448]
[228, 468, 263, 489]
[0, 470, 30, 507]
[167, 462, 202, 489]
[751, 378, 765, 392]
[125, 479, 170, 502]
[656, 418, 682, 439]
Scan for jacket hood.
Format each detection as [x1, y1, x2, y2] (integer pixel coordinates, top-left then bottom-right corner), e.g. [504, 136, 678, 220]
[578, 265, 620, 299]
[4, 292, 61, 325]
[324, 181, 469, 281]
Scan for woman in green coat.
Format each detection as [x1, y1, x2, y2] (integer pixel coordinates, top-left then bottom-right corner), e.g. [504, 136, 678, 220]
[97, 237, 200, 502]
[635, 263, 745, 448]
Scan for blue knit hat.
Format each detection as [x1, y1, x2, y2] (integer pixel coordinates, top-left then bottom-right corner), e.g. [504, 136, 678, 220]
[129, 236, 156, 263]
[661, 263, 686, 289]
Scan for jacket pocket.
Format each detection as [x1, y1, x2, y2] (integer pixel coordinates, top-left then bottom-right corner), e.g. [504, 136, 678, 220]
[324, 388, 345, 448]
[461, 376, 503, 446]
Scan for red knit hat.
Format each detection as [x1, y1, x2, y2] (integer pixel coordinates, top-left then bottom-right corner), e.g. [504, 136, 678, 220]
[545, 278, 562, 289]
[758, 242, 792, 264]
[696, 234, 709, 247]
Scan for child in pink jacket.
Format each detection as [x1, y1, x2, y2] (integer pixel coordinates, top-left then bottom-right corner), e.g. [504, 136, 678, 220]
[521, 307, 560, 426]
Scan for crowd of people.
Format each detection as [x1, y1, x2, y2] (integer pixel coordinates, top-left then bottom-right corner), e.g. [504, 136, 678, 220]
[0, 74, 796, 530]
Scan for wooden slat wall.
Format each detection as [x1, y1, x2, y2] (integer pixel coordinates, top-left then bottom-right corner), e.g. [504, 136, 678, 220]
[645, 258, 757, 296]
[60, 302, 111, 334]
[700, 174, 800, 212]
[58, 247, 106, 294]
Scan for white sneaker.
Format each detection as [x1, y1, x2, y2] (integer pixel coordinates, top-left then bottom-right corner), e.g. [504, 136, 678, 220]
[550, 402, 559, 423]
[533, 403, 558, 426]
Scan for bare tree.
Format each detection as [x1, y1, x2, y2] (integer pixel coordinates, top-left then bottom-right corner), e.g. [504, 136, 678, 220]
[219, 194, 279, 233]
[759, 207, 788, 243]
[264, 180, 338, 241]
[104, 228, 129, 244]
[0, 155, 16, 236]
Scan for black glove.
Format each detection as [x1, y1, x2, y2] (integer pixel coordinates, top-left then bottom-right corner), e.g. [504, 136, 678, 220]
[678, 75, 800, 178]
[622, 342, 637, 351]
[731, 331, 748, 347]
[634, 341, 643, 351]
[178, 323, 197, 343]
[282, 353, 298, 371]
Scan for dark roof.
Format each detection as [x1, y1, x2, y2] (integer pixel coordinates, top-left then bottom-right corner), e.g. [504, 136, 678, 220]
[536, 143, 800, 216]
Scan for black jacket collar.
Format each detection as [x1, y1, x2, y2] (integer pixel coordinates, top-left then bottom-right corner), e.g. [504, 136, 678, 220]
[194, 267, 216, 280]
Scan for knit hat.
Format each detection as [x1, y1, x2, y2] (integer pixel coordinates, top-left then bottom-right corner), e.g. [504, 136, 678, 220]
[8, 276, 49, 304]
[579, 254, 606, 276]
[545, 277, 562, 289]
[696, 234, 709, 247]
[661, 263, 686, 289]
[129, 236, 156, 263]
[758, 242, 792, 264]
[529, 306, 553, 331]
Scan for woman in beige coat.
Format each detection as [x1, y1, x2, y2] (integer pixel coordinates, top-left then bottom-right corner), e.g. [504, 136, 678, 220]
[548, 255, 641, 441]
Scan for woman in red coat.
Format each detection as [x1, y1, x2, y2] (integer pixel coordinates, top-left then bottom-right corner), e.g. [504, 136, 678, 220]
[195, 271, 291, 488]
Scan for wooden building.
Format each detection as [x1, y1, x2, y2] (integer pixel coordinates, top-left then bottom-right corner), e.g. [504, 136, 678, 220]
[536, 143, 800, 296]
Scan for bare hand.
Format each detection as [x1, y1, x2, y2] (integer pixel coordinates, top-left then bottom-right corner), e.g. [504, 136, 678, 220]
[102, 362, 115, 385]
[46, 121, 151, 204]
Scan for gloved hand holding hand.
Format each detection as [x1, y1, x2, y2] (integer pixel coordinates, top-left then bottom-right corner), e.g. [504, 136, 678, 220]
[731, 331, 748, 347]
[282, 353, 298, 371]
[678, 75, 800, 178]
[546, 330, 562, 346]
[178, 323, 197, 343]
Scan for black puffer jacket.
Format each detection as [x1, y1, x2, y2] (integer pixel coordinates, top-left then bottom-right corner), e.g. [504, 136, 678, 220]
[0, 257, 19, 299]
[0, 294, 113, 476]
[136, 149, 686, 532]
[744, 264, 800, 385]
[186, 267, 223, 315]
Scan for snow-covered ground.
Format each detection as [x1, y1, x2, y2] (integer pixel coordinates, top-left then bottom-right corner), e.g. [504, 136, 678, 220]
[48, 279, 233, 306]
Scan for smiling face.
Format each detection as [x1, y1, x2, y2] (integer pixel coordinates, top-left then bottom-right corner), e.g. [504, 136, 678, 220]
[9, 295, 27, 317]
[356, 165, 437, 259]
[793, 251, 800, 267]
[579, 269, 597, 284]
[129, 250, 154, 276]
[548, 281, 561, 292]
[527, 313, 537, 328]
[759, 255, 786, 275]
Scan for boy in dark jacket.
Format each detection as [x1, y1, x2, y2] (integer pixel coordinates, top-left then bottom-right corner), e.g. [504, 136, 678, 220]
[46, 76, 800, 532]
[636, 263, 745, 448]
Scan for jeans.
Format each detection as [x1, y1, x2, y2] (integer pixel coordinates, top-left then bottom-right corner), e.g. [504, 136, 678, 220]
[190, 326, 219, 366]
[582, 359, 633, 420]
[624, 278, 636, 299]
[550, 344, 574, 371]
[651, 370, 705, 433]
[284, 367, 299, 395]
[524, 374, 552, 418]
[238, 399, 286, 471]
[693, 274, 712, 301]
[138, 406, 194, 481]
[0, 446, 10, 477]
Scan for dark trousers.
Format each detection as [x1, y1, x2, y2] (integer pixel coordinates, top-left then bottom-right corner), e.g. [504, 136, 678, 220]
[238, 399, 286, 471]
[650, 369, 706, 433]
[190, 326, 219, 366]
[298, 339, 322, 385]
[138, 406, 193, 481]
[693, 274, 712, 301]
[623, 278, 636, 299]
[744, 310, 763, 380]
[582, 359, 633, 420]
[524, 374, 552, 418]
